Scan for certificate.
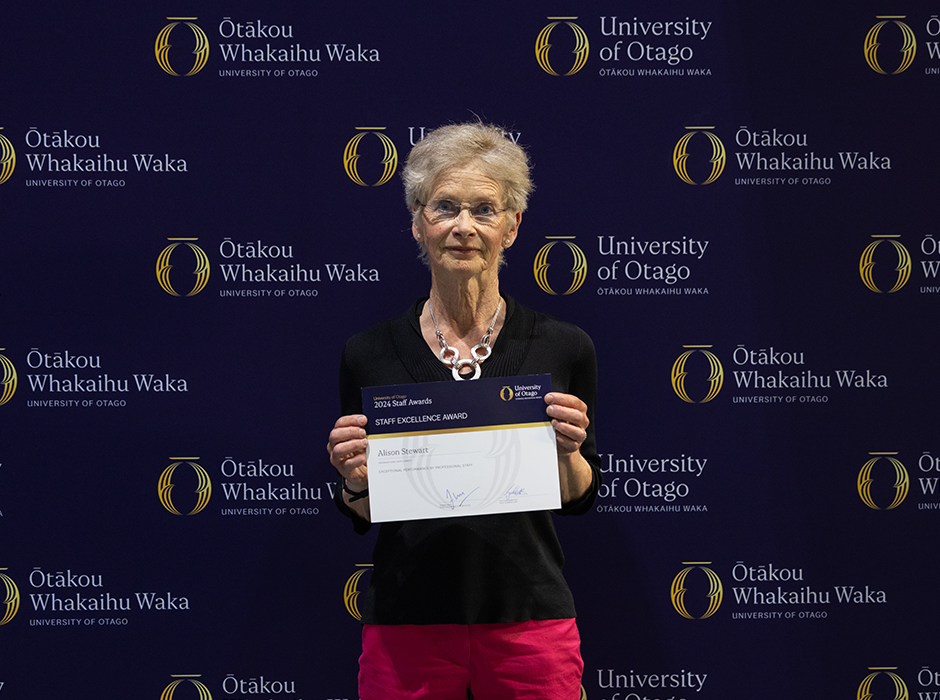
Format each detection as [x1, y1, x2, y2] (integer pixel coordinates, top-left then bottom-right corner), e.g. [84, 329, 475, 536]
[362, 374, 560, 522]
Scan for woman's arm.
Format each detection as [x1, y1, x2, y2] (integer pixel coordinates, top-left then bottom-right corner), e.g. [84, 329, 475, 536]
[545, 392, 595, 504]
[327, 413, 371, 521]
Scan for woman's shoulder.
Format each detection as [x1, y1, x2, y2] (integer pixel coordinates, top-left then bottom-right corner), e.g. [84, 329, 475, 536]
[345, 317, 393, 352]
[511, 297, 595, 346]
[341, 299, 425, 374]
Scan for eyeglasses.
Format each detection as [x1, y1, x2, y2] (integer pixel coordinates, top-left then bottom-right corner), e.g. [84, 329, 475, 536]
[418, 199, 508, 225]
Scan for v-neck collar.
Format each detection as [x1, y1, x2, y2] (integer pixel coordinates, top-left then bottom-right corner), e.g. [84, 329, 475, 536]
[390, 293, 534, 383]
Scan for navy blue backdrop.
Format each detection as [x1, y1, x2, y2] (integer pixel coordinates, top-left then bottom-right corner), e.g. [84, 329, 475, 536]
[1, 2, 938, 699]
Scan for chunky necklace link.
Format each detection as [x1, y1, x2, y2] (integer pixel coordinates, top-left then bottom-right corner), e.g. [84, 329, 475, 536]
[428, 299, 501, 381]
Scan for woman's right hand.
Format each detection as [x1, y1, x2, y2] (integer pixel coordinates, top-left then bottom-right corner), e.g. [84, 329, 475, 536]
[327, 414, 370, 491]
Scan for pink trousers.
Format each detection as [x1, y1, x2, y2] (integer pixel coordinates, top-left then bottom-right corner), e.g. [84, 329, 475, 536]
[359, 619, 583, 700]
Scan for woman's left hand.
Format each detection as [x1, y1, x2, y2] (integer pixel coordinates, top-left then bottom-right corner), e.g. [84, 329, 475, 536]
[544, 392, 589, 455]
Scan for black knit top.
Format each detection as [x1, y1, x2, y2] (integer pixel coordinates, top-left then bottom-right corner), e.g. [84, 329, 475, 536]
[334, 294, 600, 624]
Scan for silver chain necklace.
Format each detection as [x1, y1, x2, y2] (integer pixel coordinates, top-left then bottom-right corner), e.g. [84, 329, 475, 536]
[428, 298, 501, 381]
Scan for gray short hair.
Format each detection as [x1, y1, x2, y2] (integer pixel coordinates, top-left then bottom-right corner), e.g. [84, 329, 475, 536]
[402, 122, 534, 220]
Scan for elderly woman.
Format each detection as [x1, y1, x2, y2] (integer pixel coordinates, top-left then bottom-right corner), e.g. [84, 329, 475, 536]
[327, 122, 600, 700]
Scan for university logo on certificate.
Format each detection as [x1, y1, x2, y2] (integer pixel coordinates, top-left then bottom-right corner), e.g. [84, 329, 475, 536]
[362, 374, 561, 522]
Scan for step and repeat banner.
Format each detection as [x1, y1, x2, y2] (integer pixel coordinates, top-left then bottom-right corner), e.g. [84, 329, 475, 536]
[2, 2, 938, 699]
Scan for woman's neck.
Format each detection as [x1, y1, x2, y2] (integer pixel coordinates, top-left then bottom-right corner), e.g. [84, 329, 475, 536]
[427, 276, 503, 341]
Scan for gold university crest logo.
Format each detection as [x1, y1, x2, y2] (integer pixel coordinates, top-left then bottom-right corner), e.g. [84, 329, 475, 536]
[535, 17, 590, 76]
[859, 236, 910, 293]
[155, 18, 210, 76]
[674, 127, 725, 185]
[162, 675, 213, 700]
[864, 17, 916, 74]
[157, 239, 211, 297]
[672, 346, 723, 403]
[671, 562, 723, 619]
[159, 458, 212, 515]
[344, 564, 373, 620]
[344, 127, 398, 186]
[533, 237, 588, 295]
[0, 570, 20, 625]
[858, 668, 909, 700]
[0, 350, 17, 406]
[858, 453, 909, 510]
[0, 129, 15, 185]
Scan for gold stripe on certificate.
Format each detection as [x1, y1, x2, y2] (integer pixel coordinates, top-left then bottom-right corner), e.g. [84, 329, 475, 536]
[370, 422, 552, 441]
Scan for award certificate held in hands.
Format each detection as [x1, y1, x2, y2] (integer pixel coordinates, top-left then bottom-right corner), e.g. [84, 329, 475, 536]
[362, 374, 560, 523]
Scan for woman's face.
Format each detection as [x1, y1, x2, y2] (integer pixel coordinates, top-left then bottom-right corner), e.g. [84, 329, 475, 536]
[412, 162, 520, 283]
